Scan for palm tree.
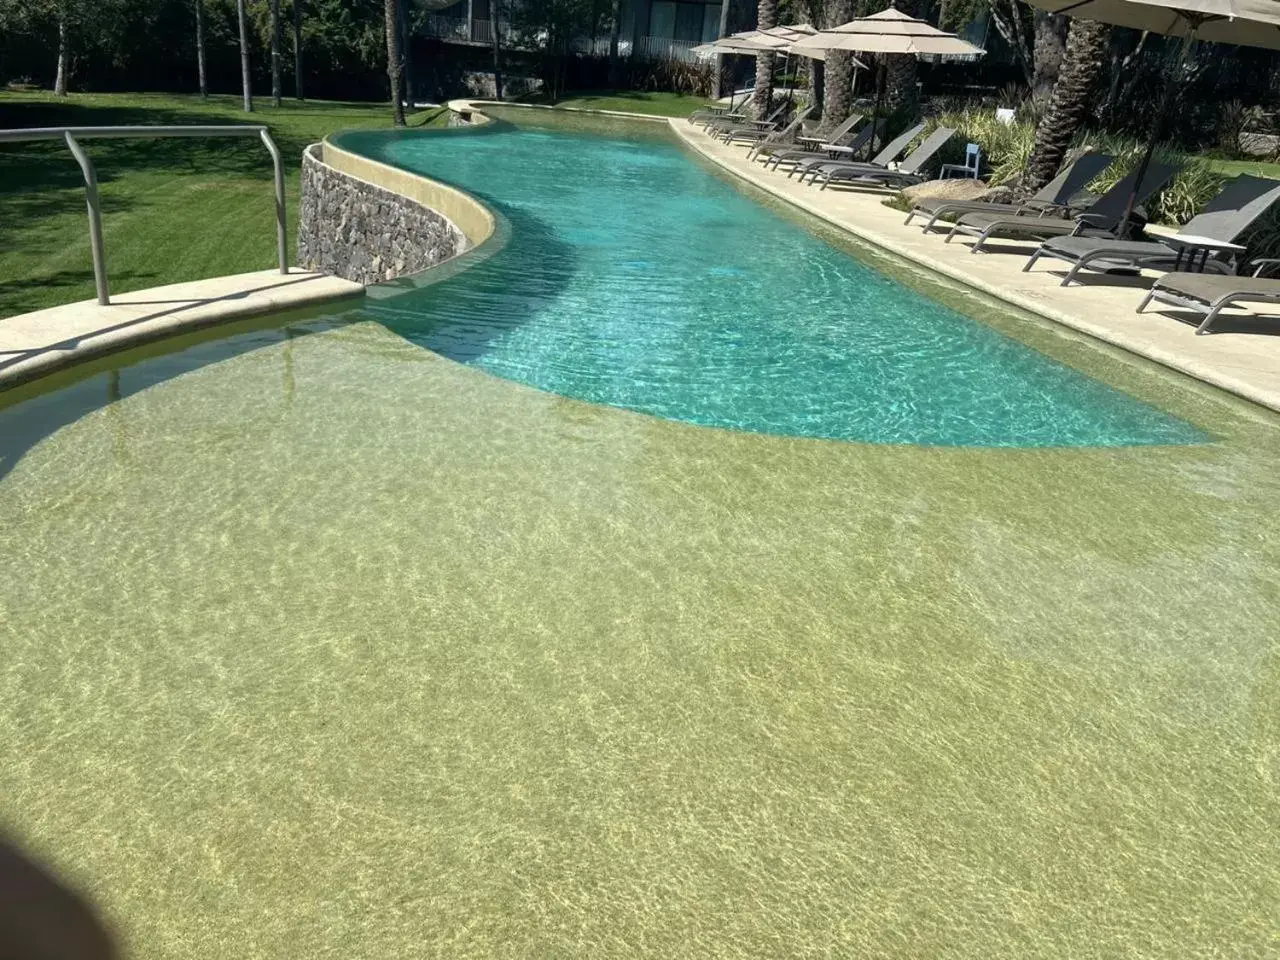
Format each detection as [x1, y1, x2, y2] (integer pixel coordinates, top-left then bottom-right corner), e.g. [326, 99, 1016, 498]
[293, 0, 305, 100]
[1021, 17, 1110, 192]
[820, 0, 853, 135]
[1031, 10, 1069, 107]
[270, 0, 283, 107]
[884, 0, 923, 117]
[385, 0, 405, 126]
[237, 0, 253, 112]
[195, 0, 208, 98]
[751, 0, 777, 119]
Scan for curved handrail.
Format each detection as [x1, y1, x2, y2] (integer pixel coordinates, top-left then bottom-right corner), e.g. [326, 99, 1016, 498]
[0, 125, 287, 305]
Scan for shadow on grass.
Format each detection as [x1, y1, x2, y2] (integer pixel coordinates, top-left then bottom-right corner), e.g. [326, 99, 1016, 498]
[0, 267, 164, 318]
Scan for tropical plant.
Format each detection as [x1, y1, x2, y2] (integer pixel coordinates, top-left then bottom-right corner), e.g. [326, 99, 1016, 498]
[1021, 16, 1109, 193]
[929, 107, 1228, 226]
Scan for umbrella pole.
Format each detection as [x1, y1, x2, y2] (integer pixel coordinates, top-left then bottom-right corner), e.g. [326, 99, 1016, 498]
[1118, 28, 1197, 237]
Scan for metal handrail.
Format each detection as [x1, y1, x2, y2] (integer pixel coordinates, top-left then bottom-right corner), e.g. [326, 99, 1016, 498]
[0, 125, 288, 305]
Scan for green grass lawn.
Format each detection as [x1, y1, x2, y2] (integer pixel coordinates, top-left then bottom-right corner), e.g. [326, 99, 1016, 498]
[0, 92, 447, 319]
[514, 90, 713, 117]
[1207, 157, 1280, 178]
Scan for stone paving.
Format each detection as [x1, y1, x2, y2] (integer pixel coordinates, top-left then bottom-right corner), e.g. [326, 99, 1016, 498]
[671, 119, 1280, 415]
[0, 269, 361, 389]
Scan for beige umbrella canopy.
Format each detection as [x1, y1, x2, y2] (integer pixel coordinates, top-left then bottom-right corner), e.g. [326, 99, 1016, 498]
[791, 9, 984, 155]
[791, 8, 986, 57]
[1025, 0, 1280, 47]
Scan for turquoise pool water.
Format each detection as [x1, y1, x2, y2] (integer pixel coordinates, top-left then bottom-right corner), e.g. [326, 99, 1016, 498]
[341, 124, 1205, 448]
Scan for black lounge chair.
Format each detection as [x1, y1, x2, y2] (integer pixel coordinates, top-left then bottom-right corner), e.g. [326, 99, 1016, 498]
[944, 161, 1180, 253]
[818, 127, 956, 191]
[904, 152, 1114, 231]
[794, 122, 926, 184]
[1025, 174, 1280, 285]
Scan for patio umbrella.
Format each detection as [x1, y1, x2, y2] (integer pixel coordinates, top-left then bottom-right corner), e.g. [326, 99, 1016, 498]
[694, 27, 864, 111]
[1025, 0, 1280, 232]
[792, 9, 984, 155]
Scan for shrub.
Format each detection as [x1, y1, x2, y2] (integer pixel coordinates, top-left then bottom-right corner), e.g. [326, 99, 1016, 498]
[925, 108, 1227, 225]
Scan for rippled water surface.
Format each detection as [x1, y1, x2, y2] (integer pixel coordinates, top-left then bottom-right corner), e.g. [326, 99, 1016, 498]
[343, 124, 1204, 447]
[2, 119, 1278, 960]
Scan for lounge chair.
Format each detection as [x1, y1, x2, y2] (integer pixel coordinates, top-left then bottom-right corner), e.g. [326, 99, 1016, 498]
[763, 117, 879, 172]
[759, 113, 864, 168]
[743, 107, 815, 158]
[794, 122, 927, 184]
[689, 105, 744, 126]
[1025, 174, 1280, 285]
[904, 152, 1114, 231]
[944, 161, 1180, 253]
[1136, 271, 1280, 334]
[817, 126, 956, 191]
[710, 103, 790, 142]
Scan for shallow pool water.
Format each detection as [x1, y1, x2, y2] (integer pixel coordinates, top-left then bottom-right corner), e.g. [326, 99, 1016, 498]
[341, 123, 1205, 448]
[2, 119, 1278, 960]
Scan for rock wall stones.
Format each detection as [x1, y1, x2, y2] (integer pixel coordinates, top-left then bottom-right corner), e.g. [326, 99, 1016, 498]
[297, 145, 468, 286]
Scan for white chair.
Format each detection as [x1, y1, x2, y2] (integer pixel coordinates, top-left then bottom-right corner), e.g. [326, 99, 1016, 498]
[940, 142, 981, 180]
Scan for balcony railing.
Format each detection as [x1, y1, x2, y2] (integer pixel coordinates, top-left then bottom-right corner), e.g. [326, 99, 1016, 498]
[420, 15, 701, 63]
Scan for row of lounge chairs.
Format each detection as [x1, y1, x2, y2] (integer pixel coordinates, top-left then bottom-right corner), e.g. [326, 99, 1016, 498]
[691, 101, 1280, 335]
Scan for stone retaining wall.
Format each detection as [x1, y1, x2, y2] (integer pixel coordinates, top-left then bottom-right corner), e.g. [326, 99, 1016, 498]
[297, 144, 467, 285]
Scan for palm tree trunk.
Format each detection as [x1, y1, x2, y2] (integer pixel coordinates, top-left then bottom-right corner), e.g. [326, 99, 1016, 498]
[1031, 10, 1069, 108]
[54, 8, 69, 97]
[195, 0, 208, 98]
[399, 0, 415, 109]
[608, 0, 621, 88]
[751, 0, 778, 118]
[492, 0, 504, 99]
[293, 0, 305, 100]
[1022, 17, 1110, 192]
[385, 0, 405, 125]
[713, 0, 732, 99]
[237, 0, 253, 112]
[270, 0, 283, 107]
[819, 0, 853, 134]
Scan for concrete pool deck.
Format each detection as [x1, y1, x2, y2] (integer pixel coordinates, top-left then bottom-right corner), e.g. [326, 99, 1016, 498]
[0, 269, 361, 389]
[671, 119, 1280, 415]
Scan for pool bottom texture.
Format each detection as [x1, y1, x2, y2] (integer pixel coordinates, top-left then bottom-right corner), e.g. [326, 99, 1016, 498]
[0, 119, 1277, 960]
[341, 123, 1205, 448]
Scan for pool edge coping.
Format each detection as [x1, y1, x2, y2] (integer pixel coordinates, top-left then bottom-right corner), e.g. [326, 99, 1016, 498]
[662, 117, 1280, 416]
[0, 130, 502, 394]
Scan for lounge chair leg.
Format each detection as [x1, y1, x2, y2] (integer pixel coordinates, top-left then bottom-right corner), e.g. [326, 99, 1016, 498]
[969, 227, 995, 254]
[1135, 289, 1156, 314]
[1022, 250, 1042, 273]
[1061, 260, 1084, 286]
[904, 209, 916, 226]
[944, 225, 960, 243]
[1196, 301, 1230, 335]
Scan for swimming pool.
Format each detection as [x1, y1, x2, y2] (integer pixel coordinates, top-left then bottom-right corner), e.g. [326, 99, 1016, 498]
[341, 122, 1204, 447]
[1, 114, 1277, 960]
